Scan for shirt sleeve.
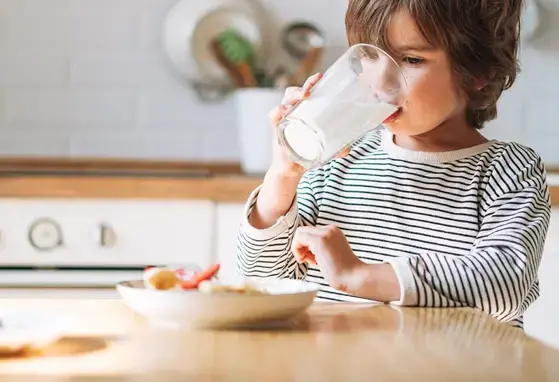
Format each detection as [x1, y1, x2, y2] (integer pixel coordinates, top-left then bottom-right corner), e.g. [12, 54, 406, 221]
[236, 169, 325, 279]
[387, 150, 551, 324]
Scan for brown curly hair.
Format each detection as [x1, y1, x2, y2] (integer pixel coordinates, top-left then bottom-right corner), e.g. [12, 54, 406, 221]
[346, 0, 523, 129]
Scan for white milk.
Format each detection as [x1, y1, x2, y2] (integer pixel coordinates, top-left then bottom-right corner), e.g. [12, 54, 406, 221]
[282, 97, 398, 165]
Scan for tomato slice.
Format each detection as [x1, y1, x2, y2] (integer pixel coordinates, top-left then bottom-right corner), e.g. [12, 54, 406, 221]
[195, 264, 220, 283]
[179, 279, 200, 290]
[178, 264, 220, 290]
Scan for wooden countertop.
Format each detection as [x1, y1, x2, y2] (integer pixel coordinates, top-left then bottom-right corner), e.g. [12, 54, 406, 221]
[0, 158, 262, 203]
[0, 298, 558, 380]
[0, 175, 263, 203]
[0, 158, 556, 205]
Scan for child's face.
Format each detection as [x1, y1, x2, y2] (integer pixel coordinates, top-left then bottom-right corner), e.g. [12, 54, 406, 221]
[378, 10, 467, 136]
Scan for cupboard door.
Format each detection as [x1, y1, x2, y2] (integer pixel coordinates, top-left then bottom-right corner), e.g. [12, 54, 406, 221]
[215, 203, 246, 282]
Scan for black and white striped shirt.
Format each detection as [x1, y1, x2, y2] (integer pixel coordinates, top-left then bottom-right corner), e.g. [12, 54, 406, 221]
[236, 129, 551, 328]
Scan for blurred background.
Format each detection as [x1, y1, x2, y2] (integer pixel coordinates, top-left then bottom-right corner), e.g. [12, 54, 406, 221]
[0, 0, 556, 349]
[0, 0, 555, 164]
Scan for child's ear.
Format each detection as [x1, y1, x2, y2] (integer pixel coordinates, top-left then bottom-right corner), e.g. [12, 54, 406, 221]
[474, 79, 485, 90]
[475, 69, 496, 90]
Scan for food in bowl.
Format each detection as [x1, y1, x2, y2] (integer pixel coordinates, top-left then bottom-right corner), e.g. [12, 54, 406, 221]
[143, 263, 221, 291]
[142, 263, 269, 295]
[197, 280, 268, 295]
[143, 267, 180, 290]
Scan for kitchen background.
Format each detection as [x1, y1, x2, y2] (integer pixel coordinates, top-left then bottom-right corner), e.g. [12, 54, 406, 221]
[0, 0, 556, 163]
[0, 0, 557, 348]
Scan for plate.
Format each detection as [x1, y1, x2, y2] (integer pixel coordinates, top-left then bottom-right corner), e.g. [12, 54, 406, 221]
[162, 0, 267, 85]
[0, 311, 64, 356]
[117, 278, 320, 330]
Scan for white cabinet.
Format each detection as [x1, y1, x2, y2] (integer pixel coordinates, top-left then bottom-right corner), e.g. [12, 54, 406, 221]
[524, 208, 559, 348]
[214, 203, 246, 282]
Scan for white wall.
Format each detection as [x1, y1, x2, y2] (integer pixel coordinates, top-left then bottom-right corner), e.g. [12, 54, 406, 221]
[0, 0, 557, 163]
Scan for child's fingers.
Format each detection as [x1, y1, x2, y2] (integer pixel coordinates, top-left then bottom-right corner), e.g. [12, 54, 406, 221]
[293, 245, 314, 264]
[303, 253, 317, 265]
[302, 73, 323, 96]
[269, 73, 323, 127]
[268, 105, 287, 125]
[281, 87, 306, 107]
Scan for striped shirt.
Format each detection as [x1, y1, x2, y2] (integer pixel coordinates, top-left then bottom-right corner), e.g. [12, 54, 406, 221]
[236, 128, 551, 328]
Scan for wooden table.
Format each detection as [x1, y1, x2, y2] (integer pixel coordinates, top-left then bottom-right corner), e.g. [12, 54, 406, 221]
[1, 299, 558, 381]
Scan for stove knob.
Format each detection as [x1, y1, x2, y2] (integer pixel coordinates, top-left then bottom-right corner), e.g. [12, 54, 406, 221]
[97, 223, 117, 248]
[28, 218, 63, 251]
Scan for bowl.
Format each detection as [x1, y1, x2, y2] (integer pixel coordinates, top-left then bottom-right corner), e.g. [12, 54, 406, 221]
[116, 278, 320, 329]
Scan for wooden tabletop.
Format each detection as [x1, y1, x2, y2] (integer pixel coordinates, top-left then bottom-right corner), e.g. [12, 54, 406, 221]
[0, 299, 558, 381]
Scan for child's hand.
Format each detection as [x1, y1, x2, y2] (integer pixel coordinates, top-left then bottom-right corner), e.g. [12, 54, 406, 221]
[268, 73, 351, 179]
[291, 225, 363, 292]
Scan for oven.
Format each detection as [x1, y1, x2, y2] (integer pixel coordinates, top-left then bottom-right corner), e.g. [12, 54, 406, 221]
[0, 199, 214, 288]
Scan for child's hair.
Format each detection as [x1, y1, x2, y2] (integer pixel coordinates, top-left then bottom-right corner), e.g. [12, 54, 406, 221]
[346, 0, 523, 129]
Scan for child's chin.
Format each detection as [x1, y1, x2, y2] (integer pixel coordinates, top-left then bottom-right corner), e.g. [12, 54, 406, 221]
[382, 120, 413, 136]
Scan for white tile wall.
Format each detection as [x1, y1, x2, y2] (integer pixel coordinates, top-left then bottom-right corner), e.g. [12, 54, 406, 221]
[0, 0, 557, 163]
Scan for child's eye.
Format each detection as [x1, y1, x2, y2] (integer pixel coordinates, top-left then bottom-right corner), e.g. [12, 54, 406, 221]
[403, 57, 424, 66]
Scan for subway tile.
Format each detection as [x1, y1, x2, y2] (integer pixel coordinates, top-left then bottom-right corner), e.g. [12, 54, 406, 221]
[0, 132, 70, 156]
[138, 0, 179, 49]
[525, 94, 556, 135]
[523, 135, 559, 166]
[0, 51, 69, 85]
[4, 89, 137, 124]
[69, 51, 178, 88]
[137, 89, 236, 125]
[69, 130, 204, 159]
[196, 121, 241, 161]
[4, 0, 139, 49]
[482, 85, 525, 143]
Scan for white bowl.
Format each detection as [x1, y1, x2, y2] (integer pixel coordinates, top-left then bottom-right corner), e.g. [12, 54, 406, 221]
[116, 278, 320, 330]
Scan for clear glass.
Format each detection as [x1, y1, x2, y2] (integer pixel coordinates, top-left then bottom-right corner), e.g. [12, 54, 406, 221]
[277, 43, 407, 169]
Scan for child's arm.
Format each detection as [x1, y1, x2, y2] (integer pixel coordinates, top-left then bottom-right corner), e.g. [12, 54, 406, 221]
[388, 183, 549, 319]
[352, 151, 551, 323]
[236, 169, 324, 279]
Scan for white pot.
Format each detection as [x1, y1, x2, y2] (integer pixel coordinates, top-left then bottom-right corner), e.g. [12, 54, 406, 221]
[234, 88, 284, 175]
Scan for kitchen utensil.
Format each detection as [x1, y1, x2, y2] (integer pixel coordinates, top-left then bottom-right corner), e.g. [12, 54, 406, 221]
[213, 29, 258, 87]
[209, 39, 246, 87]
[117, 278, 319, 329]
[292, 46, 324, 86]
[280, 21, 326, 86]
[281, 21, 326, 60]
[162, 0, 266, 100]
[276, 43, 407, 169]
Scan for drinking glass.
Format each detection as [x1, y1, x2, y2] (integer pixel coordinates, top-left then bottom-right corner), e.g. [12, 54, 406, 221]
[276, 43, 407, 169]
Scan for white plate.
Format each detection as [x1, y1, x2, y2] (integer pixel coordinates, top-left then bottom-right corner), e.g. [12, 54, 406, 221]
[0, 311, 63, 356]
[117, 278, 320, 330]
[162, 0, 267, 84]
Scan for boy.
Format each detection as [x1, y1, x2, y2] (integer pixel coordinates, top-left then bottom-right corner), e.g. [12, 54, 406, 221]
[236, 0, 551, 328]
